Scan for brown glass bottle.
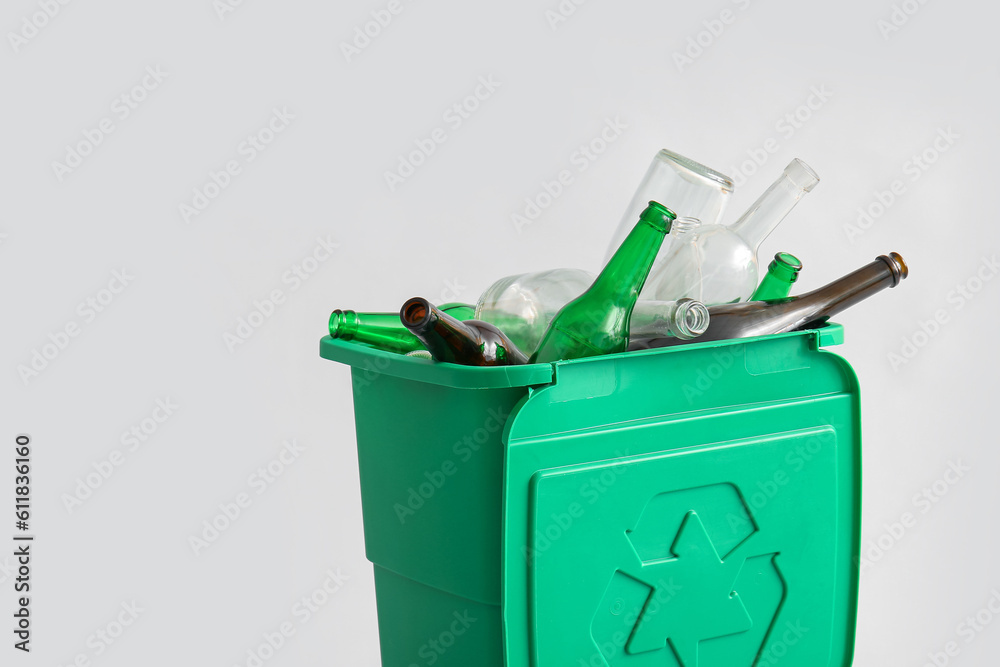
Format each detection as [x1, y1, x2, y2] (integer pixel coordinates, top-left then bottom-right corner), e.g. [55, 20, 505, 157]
[400, 297, 528, 366]
[634, 252, 908, 348]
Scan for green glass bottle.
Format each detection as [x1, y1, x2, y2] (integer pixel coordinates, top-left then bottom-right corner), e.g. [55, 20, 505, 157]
[750, 252, 802, 301]
[329, 302, 475, 354]
[400, 297, 527, 366]
[529, 201, 676, 363]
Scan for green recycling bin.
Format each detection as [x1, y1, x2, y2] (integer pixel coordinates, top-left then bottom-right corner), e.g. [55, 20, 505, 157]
[320, 323, 861, 667]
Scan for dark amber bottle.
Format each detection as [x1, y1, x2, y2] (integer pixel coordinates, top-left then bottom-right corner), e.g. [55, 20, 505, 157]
[400, 297, 528, 366]
[636, 252, 908, 348]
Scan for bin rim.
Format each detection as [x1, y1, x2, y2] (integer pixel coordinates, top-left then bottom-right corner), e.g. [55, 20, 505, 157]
[319, 322, 844, 390]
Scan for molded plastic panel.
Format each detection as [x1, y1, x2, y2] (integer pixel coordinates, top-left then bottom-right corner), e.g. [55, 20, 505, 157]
[502, 329, 860, 667]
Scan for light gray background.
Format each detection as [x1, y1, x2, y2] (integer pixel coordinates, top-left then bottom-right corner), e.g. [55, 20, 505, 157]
[3, 0, 998, 665]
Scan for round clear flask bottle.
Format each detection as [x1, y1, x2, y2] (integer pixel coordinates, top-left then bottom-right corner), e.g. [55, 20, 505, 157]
[646, 159, 820, 304]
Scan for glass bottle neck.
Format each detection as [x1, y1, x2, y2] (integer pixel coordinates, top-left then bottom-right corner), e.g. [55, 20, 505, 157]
[670, 216, 701, 236]
[788, 253, 906, 320]
[402, 299, 474, 340]
[329, 309, 426, 353]
[331, 308, 471, 337]
[729, 159, 819, 253]
[631, 298, 710, 339]
[589, 203, 674, 305]
[768, 252, 802, 284]
[329, 310, 360, 338]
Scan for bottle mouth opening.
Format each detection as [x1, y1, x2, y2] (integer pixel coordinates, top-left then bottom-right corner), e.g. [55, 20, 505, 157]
[401, 298, 431, 327]
[671, 216, 702, 235]
[328, 310, 357, 338]
[674, 298, 711, 339]
[878, 252, 909, 286]
[774, 252, 803, 271]
[656, 149, 735, 192]
[329, 311, 344, 336]
[783, 158, 820, 192]
[641, 201, 677, 229]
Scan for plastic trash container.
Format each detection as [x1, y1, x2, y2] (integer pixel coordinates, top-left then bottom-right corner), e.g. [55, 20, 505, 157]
[320, 323, 861, 667]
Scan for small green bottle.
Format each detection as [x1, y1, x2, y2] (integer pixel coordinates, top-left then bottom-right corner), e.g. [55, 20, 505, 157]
[750, 252, 802, 301]
[530, 201, 676, 363]
[329, 302, 475, 354]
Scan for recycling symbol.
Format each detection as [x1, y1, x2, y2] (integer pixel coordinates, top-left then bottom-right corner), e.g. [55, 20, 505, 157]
[591, 483, 785, 666]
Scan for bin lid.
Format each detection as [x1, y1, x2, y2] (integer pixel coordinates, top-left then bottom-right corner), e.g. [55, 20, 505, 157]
[319, 323, 844, 389]
[319, 337, 554, 389]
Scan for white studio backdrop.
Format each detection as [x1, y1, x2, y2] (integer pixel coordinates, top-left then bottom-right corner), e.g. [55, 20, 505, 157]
[2, 0, 998, 665]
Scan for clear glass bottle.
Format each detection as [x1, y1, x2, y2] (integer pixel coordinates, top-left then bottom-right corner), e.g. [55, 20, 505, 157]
[728, 158, 819, 257]
[629, 298, 711, 341]
[646, 159, 819, 305]
[531, 201, 675, 363]
[750, 252, 802, 301]
[605, 148, 735, 266]
[476, 269, 710, 351]
[474, 268, 594, 354]
[636, 252, 908, 348]
[645, 216, 752, 305]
